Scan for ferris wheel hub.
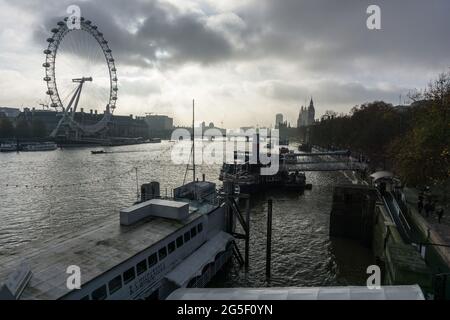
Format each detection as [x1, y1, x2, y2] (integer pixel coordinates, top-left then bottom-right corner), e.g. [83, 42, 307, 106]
[72, 77, 93, 83]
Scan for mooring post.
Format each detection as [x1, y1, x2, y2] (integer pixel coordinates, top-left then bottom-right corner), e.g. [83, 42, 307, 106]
[266, 198, 273, 279]
[245, 196, 250, 271]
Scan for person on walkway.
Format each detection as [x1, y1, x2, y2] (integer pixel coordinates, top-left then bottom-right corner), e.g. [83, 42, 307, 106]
[431, 201, 436, 216]
[418, 199, 424, 214]
[418, 192, 424, 203]
[437, 207, 444, 224]
[424, 201, 432, 218]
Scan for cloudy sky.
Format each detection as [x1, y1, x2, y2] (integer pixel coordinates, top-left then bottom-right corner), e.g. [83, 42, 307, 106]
[1, 0, 449, 128]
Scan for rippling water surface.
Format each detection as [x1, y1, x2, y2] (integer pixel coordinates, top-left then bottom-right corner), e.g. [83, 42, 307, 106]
[0, 141, 373, 286]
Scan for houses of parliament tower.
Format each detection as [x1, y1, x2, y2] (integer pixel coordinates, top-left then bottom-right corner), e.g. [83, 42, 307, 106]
[297, 97, 315, 127]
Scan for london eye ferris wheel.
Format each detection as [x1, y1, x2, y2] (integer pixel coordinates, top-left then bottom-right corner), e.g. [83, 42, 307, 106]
[43, 16, 118, 138]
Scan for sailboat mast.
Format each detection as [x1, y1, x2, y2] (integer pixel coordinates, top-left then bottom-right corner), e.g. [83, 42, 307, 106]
[192, 99, 196, 182]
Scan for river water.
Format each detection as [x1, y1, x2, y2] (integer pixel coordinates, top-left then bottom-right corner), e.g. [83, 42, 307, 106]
[0, 141, 373, 287]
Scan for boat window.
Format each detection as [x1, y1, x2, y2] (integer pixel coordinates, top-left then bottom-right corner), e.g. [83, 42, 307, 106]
[168, 241, 176, 254]
[123, 267, 136, 284]
[91, 285, 107, 300]
[136, 259, 148, 275]
[198, 223, 203, 233]
[158, 247, 167, 260]
[176, 236, 184, 248]
[184, 231, 191, 242]
[108, 275, 122, 295]
[148, 253, 158, 267]
[190, 226, 197, 238]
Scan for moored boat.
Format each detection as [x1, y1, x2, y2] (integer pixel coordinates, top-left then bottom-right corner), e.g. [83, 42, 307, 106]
[0, 143, 17, 152]
[21, 142, 58, 152]
[0, 179, 236, 300]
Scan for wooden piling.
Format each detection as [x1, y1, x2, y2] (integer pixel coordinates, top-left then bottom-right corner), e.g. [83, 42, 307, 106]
[245, 197, 250, 271]
[266, 199, 273, 279]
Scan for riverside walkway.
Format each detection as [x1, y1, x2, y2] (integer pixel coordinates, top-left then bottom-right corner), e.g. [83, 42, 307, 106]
[403, 188, 450, 268]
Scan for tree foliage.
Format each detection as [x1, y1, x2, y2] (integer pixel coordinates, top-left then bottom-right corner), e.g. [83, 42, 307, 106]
[307, 72, 450, 186]
[31, 119, 47, 138]
[0, 118, 15, 138]
[389, 73, 450, 185]
[15, 119, 30, 138]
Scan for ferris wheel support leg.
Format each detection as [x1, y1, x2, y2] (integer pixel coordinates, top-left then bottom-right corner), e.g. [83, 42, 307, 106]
[50, 85, 80, 138]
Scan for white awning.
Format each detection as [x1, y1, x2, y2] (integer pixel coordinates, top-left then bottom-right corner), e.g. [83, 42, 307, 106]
[166, 285, 425, 300]
[165, 231, 234, 287]
[370, 171, 394, 182]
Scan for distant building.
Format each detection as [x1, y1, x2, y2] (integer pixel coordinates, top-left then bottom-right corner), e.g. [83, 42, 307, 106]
[144, 114, 174, 139]
[15, 108, 149, 138]
[297, 98, 315, 127]
[144, 115, 173, 131]
[109, 114, 148, 138]
[0, 107, 20, 121]
[275, 114, 283, 128]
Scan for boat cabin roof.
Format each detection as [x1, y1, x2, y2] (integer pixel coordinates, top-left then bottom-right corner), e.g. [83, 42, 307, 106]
[0, 198, 218, 300]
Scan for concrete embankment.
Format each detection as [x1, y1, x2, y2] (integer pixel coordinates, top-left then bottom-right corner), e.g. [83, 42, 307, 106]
[330, 185, 433, 295]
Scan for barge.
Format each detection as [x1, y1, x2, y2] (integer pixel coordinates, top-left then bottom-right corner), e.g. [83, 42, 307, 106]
[220, 135, 308, 194]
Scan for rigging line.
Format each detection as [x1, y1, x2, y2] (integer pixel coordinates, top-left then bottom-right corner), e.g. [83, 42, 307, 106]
[182, 144, 193, 186]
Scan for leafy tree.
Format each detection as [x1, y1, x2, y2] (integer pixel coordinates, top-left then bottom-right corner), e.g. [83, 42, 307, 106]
[0, 118, 15, 138]
[389, 73, 450, 186]
[15, 119, 30, 139]
[31, 119, 47, 138]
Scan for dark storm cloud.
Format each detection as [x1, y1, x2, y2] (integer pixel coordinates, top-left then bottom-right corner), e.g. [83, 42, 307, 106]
[5, 0, 450, 112]
[26, 0, 238, 68]
[135, 3, 233, 64]
[252, 0, 450, 72]
[19, 0, 450, 71]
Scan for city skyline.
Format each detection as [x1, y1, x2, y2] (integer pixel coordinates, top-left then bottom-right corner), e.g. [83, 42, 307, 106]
[1, 0, 450, 127]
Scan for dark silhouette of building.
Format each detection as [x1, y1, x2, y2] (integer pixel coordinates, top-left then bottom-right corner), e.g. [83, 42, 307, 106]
[297, 97, 315, 127]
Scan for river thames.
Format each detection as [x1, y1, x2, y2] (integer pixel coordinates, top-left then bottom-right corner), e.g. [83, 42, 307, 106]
[0, 141, 373, 287]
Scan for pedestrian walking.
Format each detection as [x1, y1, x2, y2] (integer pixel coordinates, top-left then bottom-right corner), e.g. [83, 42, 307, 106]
[418, 199, 424, 214]
[418, 192, 424, 203]
[431, 201, 436, 216]
[437, 207, 444, 224]
[424, 202, 432, 218]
